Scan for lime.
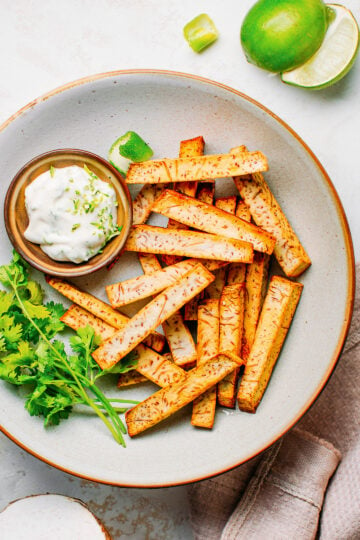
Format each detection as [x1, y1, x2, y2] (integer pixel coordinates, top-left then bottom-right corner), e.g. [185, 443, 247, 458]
[281, 4, 359, 89]
[241, 0, 330, 72]
[108, 131, 153, 176]
[183, 14, 219, 53]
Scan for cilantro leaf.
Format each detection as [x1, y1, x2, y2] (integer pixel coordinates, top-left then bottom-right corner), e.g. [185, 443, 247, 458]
[0, 321, 22, 352]
[25, 281, 44, 304]
[70, 325, 101, 356]
[0, 341, 37, 384]
[43, 301, 66, 337]
[0, 336, 6, 353]
[104, 350, 138, 375]
[0, 251, 28, 288]
[0, 291, 14, 315]
[22, 300, 50, 320]
[0, 252, 132, 446]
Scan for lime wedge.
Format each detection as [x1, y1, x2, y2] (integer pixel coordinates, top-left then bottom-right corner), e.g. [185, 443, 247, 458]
[108, 139, 132, 176]
[281, 4, 359, 89]
[108, 131, 153, 176]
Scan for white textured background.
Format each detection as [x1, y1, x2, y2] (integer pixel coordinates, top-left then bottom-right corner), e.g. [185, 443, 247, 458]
[0, 1, 359, 538]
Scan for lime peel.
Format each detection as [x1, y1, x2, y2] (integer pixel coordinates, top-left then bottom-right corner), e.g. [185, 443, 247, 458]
[183, 14, 219, 53]
[108, 131, 153, 176]
[281, 4, 359, 89]
[240, 0, 329, 73]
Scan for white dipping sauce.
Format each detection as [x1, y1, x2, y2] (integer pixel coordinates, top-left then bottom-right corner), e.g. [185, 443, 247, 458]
[24, 165, 120, 263]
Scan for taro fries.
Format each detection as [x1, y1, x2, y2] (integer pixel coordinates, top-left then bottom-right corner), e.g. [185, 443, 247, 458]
[151, 189, 276, 254]
[238, 276, 303, 412]
[48, 138, 309, 441]
[126, 149, 268, 184]
[125, 225, 254, 262]
[233, 172, 311, 277]
[59, 301, 186, 388]
[92, 264, 215, 369]
[106, 259, 198, 308]
[126, 353, 244, 437]
[47, 277, 165, 353]
[138, 253, 198, 368]
[191, 299, 220, 429]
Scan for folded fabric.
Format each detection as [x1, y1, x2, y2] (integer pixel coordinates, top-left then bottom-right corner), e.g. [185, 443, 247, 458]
[189, 430, 340, 540]
[188, 263, 360, 540]
[298, 264, 360, 539]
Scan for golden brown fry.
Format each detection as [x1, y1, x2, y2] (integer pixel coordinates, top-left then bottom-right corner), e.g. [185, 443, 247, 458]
[205, 268, 227, 300]
[238, 276, 303, 413]
[47, 277, 129, 328]
[184, 301, 200, 321]
[218, 284, 245, 408]
[162, 311, 198, 368]
[132, 184, 167, 225]
[219, 285, 244, 356]
[131, 344, 187, 388]
[47, 276, 165, 352]
[227, 198, 252, 286]
[197, 182, 215, 205]
[236, 199, 252, 222]
[92, 264, 215, 369]
[126, 149, 268, 184]
[138, 253, 197, 367]
[234, 173, 311, 277]
[138, 254, 227, 274]
[117, 371, 148, 387]
[196, 300, 220, 361]
[205, 197, 237, 299]
[163, 136, 204, 265]
[176, 135, 205, 175]
[61, 304, 116, 339]
[143, 333, 166, 354]
[214, 196, 237, 214]
[162, 352, 174, 363]
[137, 253, 227, 320]
[137, 252, 162, 274]
[106, 259, 198, 308]
[61, 304, 185, 387]
[227, 264, 247, 287]
[161, 218, 189, 267]
[184, 182, 216, 320]
[196, 261, 229, 272]
[138, 254, 198, 368]
[131, 138, 204, 226]
[125, 225, 254, 263]
[152, 190, 275, 255]
[191, 299, 220, 428]
[242, 252, 270, 361]
[126, 352, 243, 437]
[230, 145, 248, 154]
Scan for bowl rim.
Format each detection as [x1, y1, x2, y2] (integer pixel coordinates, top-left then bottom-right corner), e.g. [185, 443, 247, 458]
[0, 69, 355, 488]
[3, 147, 133, 278]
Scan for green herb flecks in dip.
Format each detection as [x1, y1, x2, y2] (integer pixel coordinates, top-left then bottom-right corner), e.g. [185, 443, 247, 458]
[24, 165, 121, 263]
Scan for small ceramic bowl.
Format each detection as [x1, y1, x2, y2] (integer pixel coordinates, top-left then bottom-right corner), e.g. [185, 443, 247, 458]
[4, 149, 132, 277]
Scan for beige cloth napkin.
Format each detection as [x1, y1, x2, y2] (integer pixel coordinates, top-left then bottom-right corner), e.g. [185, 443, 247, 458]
[188, 264, 360, 540]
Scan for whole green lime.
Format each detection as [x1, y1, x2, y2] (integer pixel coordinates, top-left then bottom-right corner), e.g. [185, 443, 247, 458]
[241, 0, 330, 73]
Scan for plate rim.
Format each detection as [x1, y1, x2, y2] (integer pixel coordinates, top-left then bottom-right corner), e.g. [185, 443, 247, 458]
[0, 69, 355, 488]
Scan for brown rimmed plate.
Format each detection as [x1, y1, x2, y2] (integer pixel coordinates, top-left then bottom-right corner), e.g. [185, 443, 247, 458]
[0, 70, 354, 487]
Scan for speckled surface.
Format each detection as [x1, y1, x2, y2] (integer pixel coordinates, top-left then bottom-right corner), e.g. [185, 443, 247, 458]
[0, 1, 359, 538]
[0, 441, 192, 539]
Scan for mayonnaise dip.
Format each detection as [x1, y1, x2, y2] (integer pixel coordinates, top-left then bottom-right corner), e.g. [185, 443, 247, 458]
[24, 165, 120, 263]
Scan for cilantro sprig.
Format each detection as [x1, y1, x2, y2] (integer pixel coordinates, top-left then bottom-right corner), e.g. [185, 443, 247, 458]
[0, 252, 138, 446]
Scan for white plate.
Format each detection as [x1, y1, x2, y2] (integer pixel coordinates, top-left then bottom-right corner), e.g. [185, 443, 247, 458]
[0, 70, 354, 487]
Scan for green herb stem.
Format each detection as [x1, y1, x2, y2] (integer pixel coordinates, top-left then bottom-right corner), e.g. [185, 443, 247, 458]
[5, 267, 126, 445]
[89, 383, 127, 436]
